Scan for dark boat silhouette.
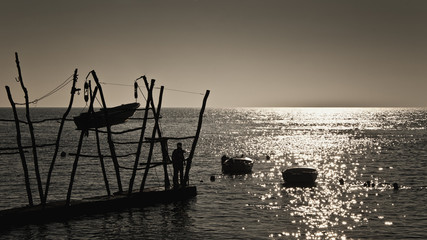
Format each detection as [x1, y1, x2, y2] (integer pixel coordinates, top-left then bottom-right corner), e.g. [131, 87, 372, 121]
[73, 102, 140, 130]
[282, 166, 318, 185]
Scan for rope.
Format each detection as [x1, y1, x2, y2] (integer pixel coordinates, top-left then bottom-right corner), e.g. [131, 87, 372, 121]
[99, 82, 132, 87]
[138, 85, 147, 101]
[99, 81, 204, 95]
[80, 102, 88, 113]
[95, 96, 102, 107]
[155, 87, 204, 95]
[16, 74, 74, 105]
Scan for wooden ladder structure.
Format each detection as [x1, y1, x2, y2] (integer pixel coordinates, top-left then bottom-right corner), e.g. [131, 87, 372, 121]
[3, 52, 210, 209]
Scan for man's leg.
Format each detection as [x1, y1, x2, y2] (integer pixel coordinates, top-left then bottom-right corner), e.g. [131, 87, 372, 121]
[179, 168, 184, 186]
[173, 166, 179, 187]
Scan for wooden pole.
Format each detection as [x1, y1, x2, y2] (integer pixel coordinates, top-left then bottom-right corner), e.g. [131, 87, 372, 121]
[90, 83, 111, 196]
[140, 81, 164, 192]
[157, 86, 171, 189]
[5, 86, 33, 206]
[66, 130, 85, 206]
[90, 70, 123, 192]
[145, 85, 169, 189]
[87, 82, 97, 115]
[44, 69, 78, 205]
[143, 77, 170, 188]
[88, 80, 94, 113]
[15, 52, 44, 203]
[183, 90, 210, 186]
[66, 86, 99, 205]
[128, 78, 154, 195]
[96, 132, 111, 196]
[160, 138, 171, 189]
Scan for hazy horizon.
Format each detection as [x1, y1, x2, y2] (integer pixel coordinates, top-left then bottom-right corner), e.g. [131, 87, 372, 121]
[1, 0, 427, 108]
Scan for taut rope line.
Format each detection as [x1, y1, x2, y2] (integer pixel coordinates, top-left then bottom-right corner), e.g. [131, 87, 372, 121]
[15, 74, 75, 105]
[100, 81, 204, 95]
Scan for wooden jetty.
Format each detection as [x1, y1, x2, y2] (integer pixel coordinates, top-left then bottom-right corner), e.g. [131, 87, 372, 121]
[0, 53, 209, 228]
[0, 187, 197, 227]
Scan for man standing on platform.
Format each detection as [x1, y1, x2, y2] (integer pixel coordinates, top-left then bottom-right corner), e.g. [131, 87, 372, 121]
[172, 142, 186, 188]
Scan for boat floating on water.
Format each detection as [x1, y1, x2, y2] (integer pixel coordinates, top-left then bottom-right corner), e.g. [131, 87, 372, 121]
[282, 166, 318, 186]
[221, 155, 254, 174]
[73, 102, 140, 130]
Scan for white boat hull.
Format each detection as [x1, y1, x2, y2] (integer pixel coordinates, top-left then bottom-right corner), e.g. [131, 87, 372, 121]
[222, 157, 253, 174]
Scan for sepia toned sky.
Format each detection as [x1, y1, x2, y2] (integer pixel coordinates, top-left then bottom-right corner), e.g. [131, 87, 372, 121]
[1, 0, 427, 108]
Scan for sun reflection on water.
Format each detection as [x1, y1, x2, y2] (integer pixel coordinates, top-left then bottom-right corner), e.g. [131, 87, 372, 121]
[220, 108, 422, 239]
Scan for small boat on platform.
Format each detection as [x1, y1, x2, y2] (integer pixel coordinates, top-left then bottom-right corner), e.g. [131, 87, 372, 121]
[221, 155, 254, 174]
[282, 166, 318, 185]
[73, 102, 140, 130]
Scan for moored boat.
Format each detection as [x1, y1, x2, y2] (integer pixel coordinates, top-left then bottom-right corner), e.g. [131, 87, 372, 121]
[221, 155, 254, 174]
[73, 102, 140, 130]
[282, 166, 318, 185]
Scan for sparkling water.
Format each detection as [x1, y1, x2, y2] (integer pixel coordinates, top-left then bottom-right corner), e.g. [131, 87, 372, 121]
[0, 107, 426, 239]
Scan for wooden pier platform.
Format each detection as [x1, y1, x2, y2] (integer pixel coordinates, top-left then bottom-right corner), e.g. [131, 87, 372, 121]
[0, 186, 197, 228]
[1, 58, 209, 231]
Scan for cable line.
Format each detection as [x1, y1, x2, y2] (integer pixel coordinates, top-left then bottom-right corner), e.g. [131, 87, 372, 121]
[100, 81, 204, 95]
[156, 87, 204, 95]
[15, 74, 74, 105]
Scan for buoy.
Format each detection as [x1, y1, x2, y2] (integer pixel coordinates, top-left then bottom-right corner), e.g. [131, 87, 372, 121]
[84, 81, 89, 102]
[134, 82, 138, 99]
[210, 175, 215, 182]
[339, 178, 344, 185]
[61, 151, 66, 157]
[364, 180, 371, 187]
[393, 183, 399, 190]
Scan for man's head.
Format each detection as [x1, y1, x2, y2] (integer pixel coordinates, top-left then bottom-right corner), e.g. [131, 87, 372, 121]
[177, 142, 182, 148]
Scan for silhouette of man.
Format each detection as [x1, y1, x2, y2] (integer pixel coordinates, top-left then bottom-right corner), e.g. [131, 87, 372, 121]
[172, 142, 186, 188]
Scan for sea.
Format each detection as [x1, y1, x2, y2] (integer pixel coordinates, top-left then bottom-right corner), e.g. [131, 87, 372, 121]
[0, 107, 426, 239]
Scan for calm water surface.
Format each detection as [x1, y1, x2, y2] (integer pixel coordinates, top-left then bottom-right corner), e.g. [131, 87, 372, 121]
[0, 107, 426, 239]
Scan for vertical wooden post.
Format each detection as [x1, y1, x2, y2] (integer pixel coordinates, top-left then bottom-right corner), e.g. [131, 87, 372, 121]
[66, 130, 85, 206]
[15, 52, 44, 203]
[88, 80, 94, 113]
[90, 70, 123, 192]
[90, 83, 111, 196]
[128, 78, 154, 195]
[143, 78, 170, 188]
[66, 86, 98, 205]
[5, 86, 33, 206]
[155, 86, 170, 189]
[44, 69, 78, 205]
[157, 86, 170, 189]
[88, 85, 98, 115]
[147, 85, 169, 189]
[96, 131, 110, 196]
[183, 90, 210, 186]
[160, 138, 171, 189]
[140, 81, 164, 192]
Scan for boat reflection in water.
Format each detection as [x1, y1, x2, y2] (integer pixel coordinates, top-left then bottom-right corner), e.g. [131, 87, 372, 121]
[282, 166, 318, 187]
[221, 155, 254, 174]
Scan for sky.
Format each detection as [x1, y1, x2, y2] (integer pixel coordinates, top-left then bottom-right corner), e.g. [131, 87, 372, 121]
[1, 0, 427, 108]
